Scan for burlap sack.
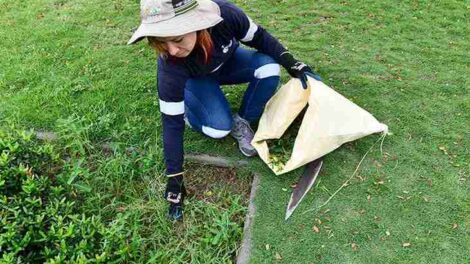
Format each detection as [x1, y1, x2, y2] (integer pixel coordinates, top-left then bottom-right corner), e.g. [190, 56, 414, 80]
[252, 77, 388, 175]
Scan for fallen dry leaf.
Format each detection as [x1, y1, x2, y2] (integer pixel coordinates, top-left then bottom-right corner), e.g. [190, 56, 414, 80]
[351, 243, 358, 251]
[275, 252, 283, 260]
[438, 146, 449, 155]
[452, 223, 458, 229]
[397, 195, 411, 201]
[403, 242, 411, 247]
[313, 225, 320, 233]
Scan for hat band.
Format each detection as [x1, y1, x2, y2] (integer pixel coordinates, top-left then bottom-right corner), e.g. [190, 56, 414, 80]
[174, 0, 198, 15]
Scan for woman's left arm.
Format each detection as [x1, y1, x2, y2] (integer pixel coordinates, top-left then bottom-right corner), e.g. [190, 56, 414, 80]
[219, 1, 321, 88]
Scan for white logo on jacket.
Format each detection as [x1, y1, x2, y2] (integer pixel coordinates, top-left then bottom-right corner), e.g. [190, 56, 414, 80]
[221, 40, 233, 53]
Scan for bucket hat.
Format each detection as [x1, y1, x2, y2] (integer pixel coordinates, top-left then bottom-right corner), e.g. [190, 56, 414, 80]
[128, 0, 223, 44]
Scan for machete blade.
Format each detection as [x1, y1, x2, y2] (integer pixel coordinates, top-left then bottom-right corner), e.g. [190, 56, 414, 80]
[285, 158, 323, 220]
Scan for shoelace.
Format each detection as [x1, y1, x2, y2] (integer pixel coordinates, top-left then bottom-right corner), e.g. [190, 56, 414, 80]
[233, 117, 253, 141]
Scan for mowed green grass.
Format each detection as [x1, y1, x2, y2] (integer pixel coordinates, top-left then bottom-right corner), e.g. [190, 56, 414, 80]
[1, 0, 469, 263]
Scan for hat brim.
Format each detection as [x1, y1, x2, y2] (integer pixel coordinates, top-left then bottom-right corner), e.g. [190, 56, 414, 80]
[127, 0, 223, 45]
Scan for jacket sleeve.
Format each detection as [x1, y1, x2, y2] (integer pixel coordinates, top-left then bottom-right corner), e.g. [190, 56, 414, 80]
[157, 57, 188, 177]
[218, 0, 289, 62]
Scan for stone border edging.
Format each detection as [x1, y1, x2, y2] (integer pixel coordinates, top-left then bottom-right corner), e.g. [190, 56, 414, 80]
[185, 153, 249, 168]
[236, 172, 259, 264]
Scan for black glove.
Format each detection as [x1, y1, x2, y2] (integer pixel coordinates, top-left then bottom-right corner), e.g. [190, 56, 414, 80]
[164, 175, 186, 221]
[279, 52, 322, 89]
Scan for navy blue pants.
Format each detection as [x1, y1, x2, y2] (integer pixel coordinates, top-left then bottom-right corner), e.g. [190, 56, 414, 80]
[184, 47, 280, 138]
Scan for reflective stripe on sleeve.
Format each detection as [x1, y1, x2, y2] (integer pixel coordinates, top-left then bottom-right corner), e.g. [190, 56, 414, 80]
[167, 171, 184, 177]
[241, 16, 258, 42]
[159, 100, 185, 116]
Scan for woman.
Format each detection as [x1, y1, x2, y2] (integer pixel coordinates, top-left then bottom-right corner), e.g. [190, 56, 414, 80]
[128, 0, 320, 221]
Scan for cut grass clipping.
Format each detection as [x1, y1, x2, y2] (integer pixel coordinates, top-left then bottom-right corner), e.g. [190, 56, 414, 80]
[267, 108, 306, 172]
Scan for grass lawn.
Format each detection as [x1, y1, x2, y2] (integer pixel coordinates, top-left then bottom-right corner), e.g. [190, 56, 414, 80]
[1, 0, 469, 263]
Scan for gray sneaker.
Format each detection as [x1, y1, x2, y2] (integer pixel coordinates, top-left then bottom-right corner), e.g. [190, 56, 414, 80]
[231, 114, 257, 157]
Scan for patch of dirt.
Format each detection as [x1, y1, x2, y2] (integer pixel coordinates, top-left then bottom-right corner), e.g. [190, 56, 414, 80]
[184, 163, 252, 206]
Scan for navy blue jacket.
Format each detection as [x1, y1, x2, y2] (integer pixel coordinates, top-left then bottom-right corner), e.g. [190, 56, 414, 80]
[157, 0, 288, 176]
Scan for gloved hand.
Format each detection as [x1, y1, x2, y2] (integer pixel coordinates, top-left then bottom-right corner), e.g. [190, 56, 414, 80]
[279, 52, 322, 89]
[164, 175, 186, 221]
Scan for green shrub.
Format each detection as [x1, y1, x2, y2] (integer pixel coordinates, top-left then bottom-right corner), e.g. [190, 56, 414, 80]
[0, 128, 140, 263]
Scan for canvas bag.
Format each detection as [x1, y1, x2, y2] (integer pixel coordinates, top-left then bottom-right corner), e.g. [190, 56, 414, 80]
[252, 77, 388, 175]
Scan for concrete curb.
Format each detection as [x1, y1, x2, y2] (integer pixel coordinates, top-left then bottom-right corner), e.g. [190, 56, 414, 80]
[186, 153, 249, 168]
[236, 172, 259, 264]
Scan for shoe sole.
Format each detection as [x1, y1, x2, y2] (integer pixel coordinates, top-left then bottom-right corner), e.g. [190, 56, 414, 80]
[230, 133, 257, 157]
[240, 147, 257, 157]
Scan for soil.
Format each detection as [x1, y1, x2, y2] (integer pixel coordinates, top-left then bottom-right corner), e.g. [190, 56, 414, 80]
[184, 163, 252, 206]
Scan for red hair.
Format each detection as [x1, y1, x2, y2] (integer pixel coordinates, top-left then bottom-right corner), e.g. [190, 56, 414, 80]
[148, 30, 213, 64]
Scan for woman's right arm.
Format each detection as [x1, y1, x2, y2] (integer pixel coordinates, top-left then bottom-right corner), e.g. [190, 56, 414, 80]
[157, 57, 189, 178]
